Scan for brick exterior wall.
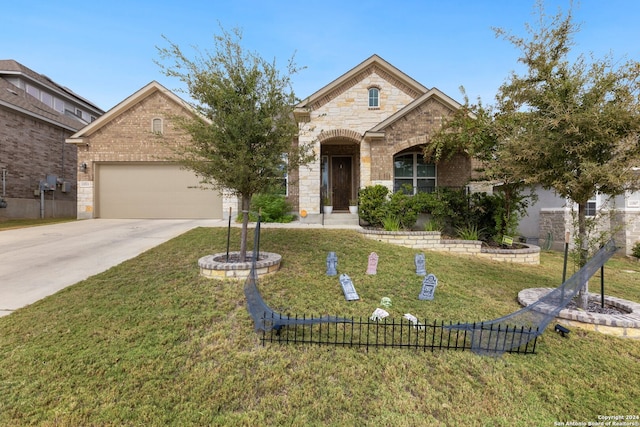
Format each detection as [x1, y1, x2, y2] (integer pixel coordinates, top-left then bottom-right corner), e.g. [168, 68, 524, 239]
[0, 106, 77, 218]
[74, 88, 209, 219]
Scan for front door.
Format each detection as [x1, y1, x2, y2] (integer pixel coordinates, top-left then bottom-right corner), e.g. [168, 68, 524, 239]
[331, 156, 352, 210]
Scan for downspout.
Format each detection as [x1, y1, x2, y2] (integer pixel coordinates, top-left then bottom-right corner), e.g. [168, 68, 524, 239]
[40, 182, 45, 219]
[0, 168, 6, 208]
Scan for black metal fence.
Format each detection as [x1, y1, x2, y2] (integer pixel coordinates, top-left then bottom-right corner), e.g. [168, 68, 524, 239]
[258, 313, 538, 355]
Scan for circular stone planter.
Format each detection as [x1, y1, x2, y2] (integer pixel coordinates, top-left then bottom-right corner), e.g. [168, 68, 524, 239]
[198, 251, 282, 280]
[518, 287, 640, 338]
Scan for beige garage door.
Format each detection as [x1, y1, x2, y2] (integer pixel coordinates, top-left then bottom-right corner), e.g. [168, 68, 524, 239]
[97, 163, 223, 219]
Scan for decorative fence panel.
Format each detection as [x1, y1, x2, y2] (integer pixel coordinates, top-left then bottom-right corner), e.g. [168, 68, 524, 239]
[258, 313, 538, 355]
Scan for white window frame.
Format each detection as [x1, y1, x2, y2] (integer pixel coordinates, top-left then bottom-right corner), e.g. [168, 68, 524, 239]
[152, 118, 163, 134]
[368, 87, 380, 108]
[393, 152, 436, 194]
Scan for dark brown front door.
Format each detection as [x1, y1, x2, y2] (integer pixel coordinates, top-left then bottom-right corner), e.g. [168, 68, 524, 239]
[331, 156, 352, 210]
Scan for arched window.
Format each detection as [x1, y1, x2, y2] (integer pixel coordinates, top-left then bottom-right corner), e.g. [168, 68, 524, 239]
[393, 152, 436, 194]
[152, 118, 163, 134]
[368, 87, 379, 108]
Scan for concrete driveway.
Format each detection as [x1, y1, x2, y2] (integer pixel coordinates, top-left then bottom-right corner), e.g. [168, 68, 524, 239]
[0, 219, 223, 317]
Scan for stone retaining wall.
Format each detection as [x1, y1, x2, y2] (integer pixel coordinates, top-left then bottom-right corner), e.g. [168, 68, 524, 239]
[359, 229, 540, 264]
[518, 288, 640, 338]
[199, 252, 282, 280]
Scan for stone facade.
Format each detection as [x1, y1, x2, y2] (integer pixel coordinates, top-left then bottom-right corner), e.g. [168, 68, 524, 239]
[538, 206, 640, 256]
[293, 55, 477, 222]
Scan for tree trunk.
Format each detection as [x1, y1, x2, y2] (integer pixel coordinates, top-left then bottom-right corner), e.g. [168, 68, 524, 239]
[239, 194, 251, 262]
[577, 201, 589, 309]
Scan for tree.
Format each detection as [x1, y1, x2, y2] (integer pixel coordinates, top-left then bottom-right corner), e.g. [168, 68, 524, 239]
[494, 1, 640, 307]
[426, 90, 535, 242]
[156, 27, 315, 261]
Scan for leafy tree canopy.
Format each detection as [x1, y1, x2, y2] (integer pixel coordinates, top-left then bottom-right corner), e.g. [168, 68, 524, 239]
[156, 26, 315, 259]
[494, 1, 640, 207]
[156, 26, 314, 199]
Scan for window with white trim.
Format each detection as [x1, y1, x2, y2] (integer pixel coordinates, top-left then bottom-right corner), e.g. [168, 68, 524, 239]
[393, 152, 436, 194]
[368, 87, 379, 108]
[585, 192, 603, 216]
[273, 153, 288, 196]
[152, 118, 163, 134]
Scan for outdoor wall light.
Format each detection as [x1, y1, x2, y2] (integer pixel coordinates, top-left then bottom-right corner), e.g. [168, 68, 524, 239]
[79, 162, 87, 172]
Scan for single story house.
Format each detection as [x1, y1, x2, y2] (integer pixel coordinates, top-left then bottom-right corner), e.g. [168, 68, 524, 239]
[65, 55, 479, 222]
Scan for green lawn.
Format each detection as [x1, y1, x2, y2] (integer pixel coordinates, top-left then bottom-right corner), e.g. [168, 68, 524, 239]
[0, 227, 639, 426]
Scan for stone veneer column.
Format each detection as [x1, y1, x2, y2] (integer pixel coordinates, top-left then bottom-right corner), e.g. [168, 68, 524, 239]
[298, 155, 321, 221]
[360, 140, 371, 187]
[77, 180, 94, 219]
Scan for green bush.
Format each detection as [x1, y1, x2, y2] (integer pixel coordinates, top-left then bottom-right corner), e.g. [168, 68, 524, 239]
[237, 193, 295, 223]
[358, 185, 389, 228]
[455, 223, 483, 241]
[385, 187, 420, 229]
[382, 215, 402, 231]
[632, 241, 640, 258]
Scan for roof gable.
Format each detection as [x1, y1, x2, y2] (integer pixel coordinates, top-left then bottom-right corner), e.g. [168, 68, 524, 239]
[66, 81, 194, 142]
[295, 55, 428, 116]
[367, 87, 462, 135]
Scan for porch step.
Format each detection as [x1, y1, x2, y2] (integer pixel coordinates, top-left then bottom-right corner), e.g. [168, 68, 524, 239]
[321, 212, 360, 227]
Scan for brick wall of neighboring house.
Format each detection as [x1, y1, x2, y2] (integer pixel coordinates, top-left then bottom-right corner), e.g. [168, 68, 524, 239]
[0, 107, 77, 218]
[539, 208, 637, 255]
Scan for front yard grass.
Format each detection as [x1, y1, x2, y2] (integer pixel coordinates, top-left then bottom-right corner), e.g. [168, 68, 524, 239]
[0, 227, 638, 426]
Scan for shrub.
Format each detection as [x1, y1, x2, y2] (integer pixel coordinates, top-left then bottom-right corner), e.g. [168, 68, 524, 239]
[358, 185, 389, 228]
[424, 218, 444, 232]
[385, 187, 420, 229]
[455, 223, 483, 241]
[382, 215, 402, 231]
[632, 241, 640, 258]
[236, 193, 295, 223]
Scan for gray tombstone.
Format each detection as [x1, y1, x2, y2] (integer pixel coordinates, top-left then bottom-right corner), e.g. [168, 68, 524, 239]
[418, 273, 438, 301]
[415, 253, 426, 276]
[326, 252, 338, 276]
[339, 273, 360, 301]
[366, 252, 379, 275]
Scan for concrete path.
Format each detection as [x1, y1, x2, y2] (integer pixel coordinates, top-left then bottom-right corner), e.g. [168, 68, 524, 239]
[0, 219, 223, 317]
[0, 218, 361, 317]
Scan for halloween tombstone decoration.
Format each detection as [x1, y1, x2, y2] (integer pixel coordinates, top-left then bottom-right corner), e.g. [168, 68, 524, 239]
[418, 274, 438, 301]
[326, 252, 338, 276]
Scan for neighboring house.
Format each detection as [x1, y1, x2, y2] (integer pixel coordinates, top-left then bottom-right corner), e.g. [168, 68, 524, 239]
[291, 55, 483, 221]
[0, 60, 104, 218]
[518, 186, 640, 256]
[66, 81, 225, 219]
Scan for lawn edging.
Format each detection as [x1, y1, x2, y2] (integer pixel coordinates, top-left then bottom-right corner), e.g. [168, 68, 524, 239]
[359, 229, 540, 265]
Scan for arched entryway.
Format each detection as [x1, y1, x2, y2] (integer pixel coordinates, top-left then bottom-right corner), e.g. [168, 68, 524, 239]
[319, 132, 361, 211]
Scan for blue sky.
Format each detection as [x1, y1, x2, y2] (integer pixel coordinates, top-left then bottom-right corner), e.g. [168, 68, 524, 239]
[3, 0, 639, 111]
